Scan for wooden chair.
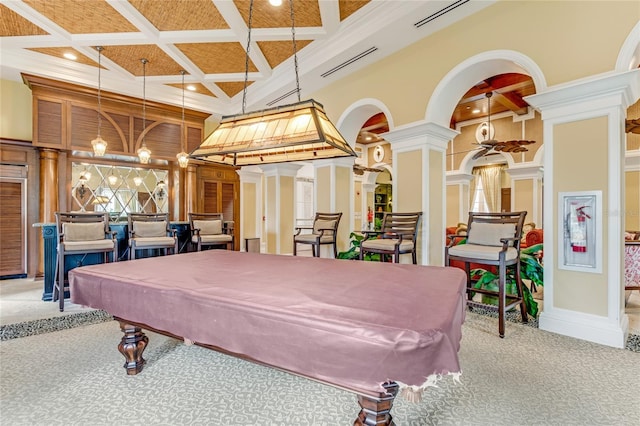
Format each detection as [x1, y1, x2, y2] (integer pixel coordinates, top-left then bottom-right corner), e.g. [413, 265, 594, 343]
[54, 212, 117, 312]
[127, 213, 177, 260]
[293, 212, 342, 258]
[445, 211, 528, 338]
[188, 212, 234, 251]
[360, 212, 422, 264]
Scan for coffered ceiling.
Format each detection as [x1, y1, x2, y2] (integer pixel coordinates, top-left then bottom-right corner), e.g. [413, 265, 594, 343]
[1, 0, 495, 120]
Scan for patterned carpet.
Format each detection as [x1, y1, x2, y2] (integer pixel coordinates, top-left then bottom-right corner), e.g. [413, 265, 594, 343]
[1, 311, 639, 425]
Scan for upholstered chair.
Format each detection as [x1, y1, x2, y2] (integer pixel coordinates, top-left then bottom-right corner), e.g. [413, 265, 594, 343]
[293, 212, 342, 258]
[127, 213, 177, 260]
[189, 212, 234, 251]
[54, 212, 117, 312]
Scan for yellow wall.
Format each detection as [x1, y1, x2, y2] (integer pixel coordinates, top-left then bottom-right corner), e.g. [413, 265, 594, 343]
[429, 151, 444, 265]
[554, 117, 609, 316]
[266, 176, 276, 253]
[514, 180, 534, 223]
[1, 79, 32, 141]
[335, 166, 351, 251]
[397, 151, 422, 212]
[354, 180, 362, 231]
[626, 170, 640, 231]
[242, 181, 257, 241]
[279, 176, 294, 253]
[316, 167, 330, 211]
[312, 1, 638, 127]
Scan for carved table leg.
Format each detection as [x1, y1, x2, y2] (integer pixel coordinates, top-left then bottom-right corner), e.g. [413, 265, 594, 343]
[117, 321, 149, 375]
[354, 381, 399, 426]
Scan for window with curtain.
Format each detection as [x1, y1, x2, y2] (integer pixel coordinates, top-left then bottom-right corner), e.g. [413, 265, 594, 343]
[471, 165, 505, 212]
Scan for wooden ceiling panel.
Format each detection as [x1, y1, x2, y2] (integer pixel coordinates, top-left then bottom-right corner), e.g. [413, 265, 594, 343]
[0, 4, 48, 36]
[234, 0, 321, 28]
[165, 82, 216, 98]
[26, 47, 99, 68]
[129, 0, 229, 31]
[339, 0, 370, 21]
[24, 0, 137, 34]
[101, 45, 184, 76]
[176, 42, 258, 74]
[257, 40, 313, 68]
[218, 81, 254, 99]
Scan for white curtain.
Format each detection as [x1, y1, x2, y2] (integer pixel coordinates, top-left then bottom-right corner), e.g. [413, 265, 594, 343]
[475, 165, 505, 212]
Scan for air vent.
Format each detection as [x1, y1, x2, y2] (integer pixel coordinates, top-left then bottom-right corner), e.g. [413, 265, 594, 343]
[320, 47, 378, 78]
[414, 0, 470, 28]
[266, 89, 299, 107]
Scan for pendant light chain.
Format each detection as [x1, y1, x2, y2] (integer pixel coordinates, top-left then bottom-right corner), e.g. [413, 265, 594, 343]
[97, 46, 103, 137]
[241, 0, 254, 114]
[289, 0, 300, 102]
[181, 71, 185, 133]
[142, 58, 147, 140]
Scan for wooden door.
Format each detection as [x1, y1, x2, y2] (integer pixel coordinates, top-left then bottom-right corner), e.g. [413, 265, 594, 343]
[0, 179, 26, 277]
[501, 188, 511, 212]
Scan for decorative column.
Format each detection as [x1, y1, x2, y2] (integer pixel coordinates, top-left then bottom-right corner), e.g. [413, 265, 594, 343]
[445, 173, 473, 228]
[237, 169, 263, 252]
[313, 157, 354, 257]
[260, 163, 302, 255]
[526, 69, 639, 348]
[385, 122, 459, 265]
[38, 149, 58, 281]
[185, 164, 197, 217]
[506, 165, 544, 226]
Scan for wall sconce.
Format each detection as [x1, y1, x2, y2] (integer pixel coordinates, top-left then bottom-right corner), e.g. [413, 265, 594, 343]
[108, 168, 118, 186]
[133, 176, 143, 187]
[156, 180, 166, 199]
[78, 171, 88, 199]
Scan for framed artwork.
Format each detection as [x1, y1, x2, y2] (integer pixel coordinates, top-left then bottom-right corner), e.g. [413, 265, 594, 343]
[558, 191, 602, 273]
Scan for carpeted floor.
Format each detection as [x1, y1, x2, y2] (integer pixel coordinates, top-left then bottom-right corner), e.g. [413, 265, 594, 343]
[1, 311, 639, 425]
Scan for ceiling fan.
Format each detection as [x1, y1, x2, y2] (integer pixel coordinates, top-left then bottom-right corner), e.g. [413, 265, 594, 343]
[469, 92, 536, 160]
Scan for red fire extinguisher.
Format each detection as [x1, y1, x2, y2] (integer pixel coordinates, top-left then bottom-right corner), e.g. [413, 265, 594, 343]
[570, 204, 590, 252]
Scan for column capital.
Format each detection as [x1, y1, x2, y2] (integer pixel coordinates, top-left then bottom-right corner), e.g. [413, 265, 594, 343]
[445, 172, 474, 185]
[506, 165, 543, 180]
[236, 169, 263, 183]
[385, 121, 459, 152]
[260, 163, 303, 177]
[525, 69, 640, 121]
[313, 156, 355, 168]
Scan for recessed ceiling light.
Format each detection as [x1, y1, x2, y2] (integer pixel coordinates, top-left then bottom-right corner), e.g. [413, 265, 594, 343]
[472, 108, 480, 114]
[186, 85, 196, 91]
[269, 0, 282, 6]
[63, 52, 77, 60]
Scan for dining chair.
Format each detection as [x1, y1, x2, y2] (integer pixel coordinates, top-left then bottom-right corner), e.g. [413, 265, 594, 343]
[445, 211, 528, 338]
[54, 212, 117, 312]
[359, 212, 422, 264]
[127, 213, 177, 260]
[188, 212, 234, 251]
[293, 212, 342, 258]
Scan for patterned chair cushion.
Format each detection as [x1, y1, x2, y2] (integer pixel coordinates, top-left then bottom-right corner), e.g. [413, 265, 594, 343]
[63, 222, 105, 242]
[133, 221, 167, 238]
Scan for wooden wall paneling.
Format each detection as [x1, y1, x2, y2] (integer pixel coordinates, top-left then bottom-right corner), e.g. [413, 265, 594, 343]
[35, 98, 63, 148]
[0, 179, 26, 276]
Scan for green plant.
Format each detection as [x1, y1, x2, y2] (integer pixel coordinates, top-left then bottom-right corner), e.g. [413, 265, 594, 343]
[337, 232, 380, 261]
[374, 217, 382, 231]
[468, 243, 544, 317]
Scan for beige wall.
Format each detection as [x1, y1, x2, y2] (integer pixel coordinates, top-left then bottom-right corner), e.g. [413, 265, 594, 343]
[242, 181, 257, 241]
[279, 176, 294, 254]
[446, 185, 460, 227]
[554, 117, 609, 316]
[514, 180, 534, 224]
[312, 1, 637, 128]
[265, 176, 276, 253]
[429, 151, 444, 265]
[316, 167, 330, 211]
[396, 151, 422, 212]
[1, 79, 32, 141]
[626, 170, 640, 231]
[335, 166, 351, 252]
[354, 180, 362, 231]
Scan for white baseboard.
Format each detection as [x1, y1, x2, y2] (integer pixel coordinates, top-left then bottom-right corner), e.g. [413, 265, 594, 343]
[539, 308, 629, 348]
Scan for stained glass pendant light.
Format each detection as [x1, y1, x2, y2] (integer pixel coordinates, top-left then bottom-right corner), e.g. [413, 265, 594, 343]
[189, 0, 355, 167]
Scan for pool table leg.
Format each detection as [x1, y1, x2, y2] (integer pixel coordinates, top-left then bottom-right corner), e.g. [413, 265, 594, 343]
[354, 381, 399, 426]
[117, 321, 148, 375]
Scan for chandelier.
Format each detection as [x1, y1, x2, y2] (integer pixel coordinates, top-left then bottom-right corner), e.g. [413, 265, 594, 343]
[189, 0, 355, 167]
